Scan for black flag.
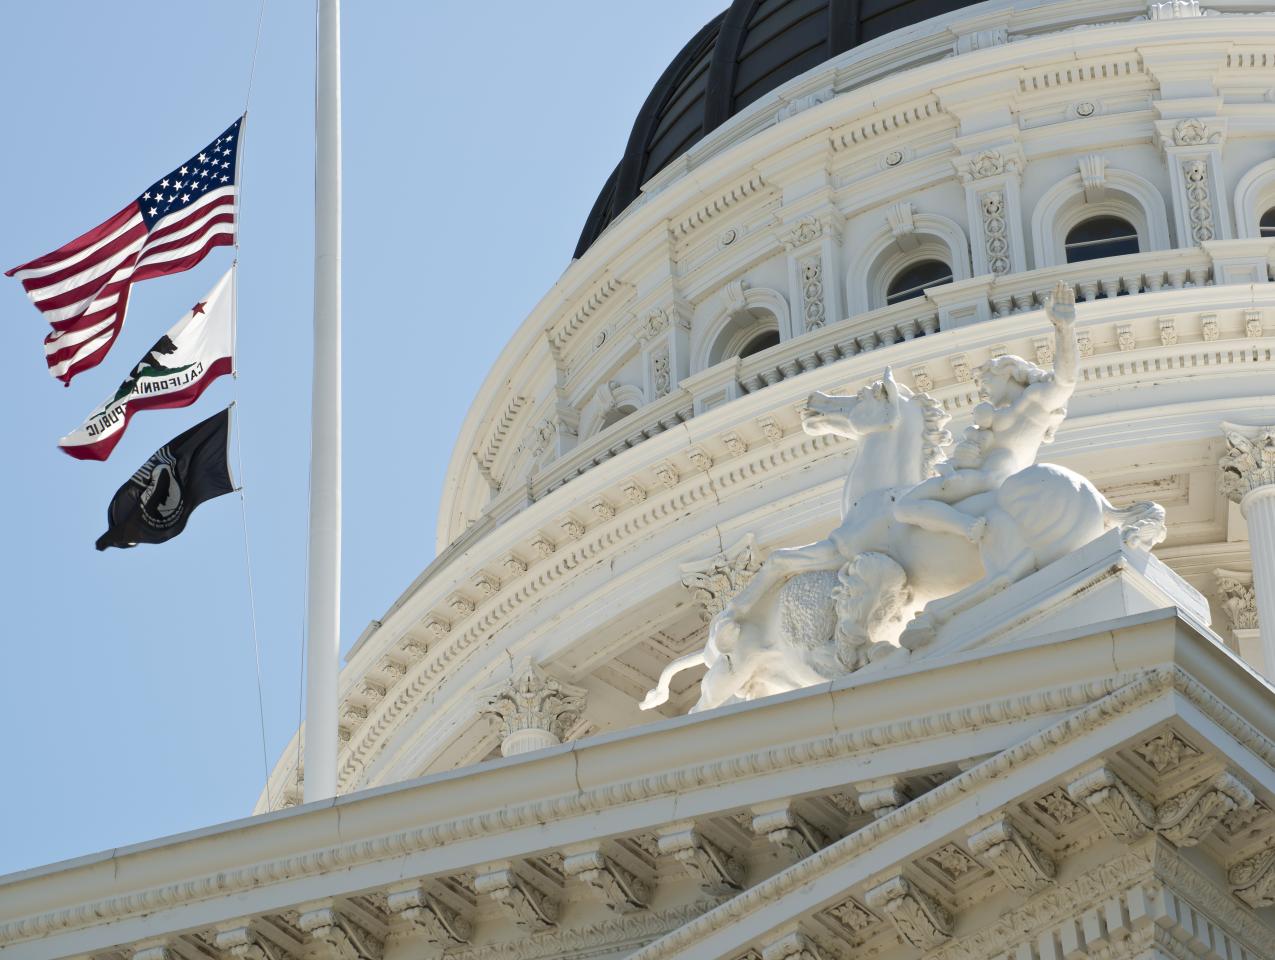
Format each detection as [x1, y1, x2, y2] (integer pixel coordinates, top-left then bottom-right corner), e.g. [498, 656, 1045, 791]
[95, 408, 235, 551]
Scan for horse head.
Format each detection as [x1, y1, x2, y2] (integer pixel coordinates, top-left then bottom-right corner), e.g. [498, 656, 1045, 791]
[802, 367, 911, 439]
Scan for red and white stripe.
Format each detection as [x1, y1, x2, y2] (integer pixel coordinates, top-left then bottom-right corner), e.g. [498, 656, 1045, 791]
[7, 187, 236, 384]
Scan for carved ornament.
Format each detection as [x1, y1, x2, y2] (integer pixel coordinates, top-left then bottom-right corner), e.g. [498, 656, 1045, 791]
[967, 817, 1056, 895]
[478, 661, 587, 744]
[864, 874, 952, 950]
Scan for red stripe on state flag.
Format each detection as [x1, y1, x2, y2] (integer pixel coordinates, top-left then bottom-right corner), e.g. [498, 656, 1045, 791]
[61, 356, 233, 461]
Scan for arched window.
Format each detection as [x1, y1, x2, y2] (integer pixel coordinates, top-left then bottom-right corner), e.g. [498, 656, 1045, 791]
[1063, 216, 1139, 263]
[885, 259, 952, 305]
[738, 329, 780, 358]
[599, 404, 636, 431]
[1261, 207, 1275, 238]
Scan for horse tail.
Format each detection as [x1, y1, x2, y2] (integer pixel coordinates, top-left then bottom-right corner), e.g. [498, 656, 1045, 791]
[640, 650, 708, 710]
[1102, 500, 1167, 550]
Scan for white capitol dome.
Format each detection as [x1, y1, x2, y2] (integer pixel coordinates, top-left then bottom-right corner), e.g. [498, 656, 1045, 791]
[4, 2, 1274, 958]
[260, 0, 1275, 802]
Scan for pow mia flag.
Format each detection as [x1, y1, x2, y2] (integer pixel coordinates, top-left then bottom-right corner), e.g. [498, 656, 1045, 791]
[95, 408, 235, 551]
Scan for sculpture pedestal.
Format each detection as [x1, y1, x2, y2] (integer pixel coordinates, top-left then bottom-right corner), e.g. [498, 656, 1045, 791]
[917, 529, 1211, 659]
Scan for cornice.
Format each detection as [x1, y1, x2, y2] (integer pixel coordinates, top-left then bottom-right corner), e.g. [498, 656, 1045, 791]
[0, 670, 1154, 947]
[627, 665, 1274, 960]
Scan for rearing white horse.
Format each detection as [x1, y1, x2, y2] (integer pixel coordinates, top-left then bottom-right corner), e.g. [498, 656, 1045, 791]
[643, 368, 1164, 713]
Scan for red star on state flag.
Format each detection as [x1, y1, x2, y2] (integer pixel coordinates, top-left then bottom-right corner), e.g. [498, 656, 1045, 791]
[191, 301, 207, 316]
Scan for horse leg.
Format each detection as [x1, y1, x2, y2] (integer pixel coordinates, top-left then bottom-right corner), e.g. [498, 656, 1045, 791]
[640, 650, 708, 710]
[691, 651, 752, 713]
[724, 538, 842, 618]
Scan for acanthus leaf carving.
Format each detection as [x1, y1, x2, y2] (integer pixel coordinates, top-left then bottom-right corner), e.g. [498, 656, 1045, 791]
[1155, 771, 1254, 846]
[1133, 731, 1198, 774]
[297, 906, 383, 960]
[562, 848, 649, 913]
[1228, 844, 1275, 908]
[761, 930, 827, 960]
[1067, 766, 1156, 841]
[680, 535, 764, 622]
[478, 661, 587, 749]
[474, 865, 560, 931]
[1214, 568, 1258, 631]
[967, 816, 1056, 895]
[1218, 425, 1275, 503]
[751, 801, 827, 862]
[214, 924, 295, 960]
[387, 884, 472, 944]
[656, 824, 743, 894]
[864, 874, 952, 950]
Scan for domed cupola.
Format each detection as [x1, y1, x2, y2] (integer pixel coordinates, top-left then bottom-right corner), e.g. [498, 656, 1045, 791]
[575, 0, 985, 257]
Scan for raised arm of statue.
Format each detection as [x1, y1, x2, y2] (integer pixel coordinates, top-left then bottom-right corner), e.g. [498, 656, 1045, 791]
[1043, 280, 1078, 396]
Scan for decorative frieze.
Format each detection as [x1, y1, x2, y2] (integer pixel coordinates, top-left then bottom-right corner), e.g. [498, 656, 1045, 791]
[653, 460, 680, 488]
[589, 497, 615, 522]
[478, 661, 587, 757]
[657, 823, 743, 894]
[560, 516, 586, 541]
[298, 906, 383, 960]
[530, 533, 556, 558]
[502, 553, 529, 577]
[757, 415, 783, 444]
[1159, 316, 1177, 346]
[562, 847, 649, 913]
[864, 874, 952, 950]
[447, 593, 476, 617]
[679, 534, 764, 622]
[968, 817, 1056, 895]
[387, 885, 472, 944]
[621, 478, 648, 504]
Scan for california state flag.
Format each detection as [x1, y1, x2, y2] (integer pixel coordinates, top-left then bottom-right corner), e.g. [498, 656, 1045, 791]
[59, 267, 235, 461]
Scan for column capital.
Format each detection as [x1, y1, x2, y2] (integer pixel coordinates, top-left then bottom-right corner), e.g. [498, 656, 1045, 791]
[1214, 569, 1258, 631]
[1218, 423, 1275, 507]
[478, 660, 587, 756]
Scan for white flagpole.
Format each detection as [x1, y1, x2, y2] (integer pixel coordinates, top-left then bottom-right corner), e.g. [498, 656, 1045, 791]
[305, 0, 341, 803]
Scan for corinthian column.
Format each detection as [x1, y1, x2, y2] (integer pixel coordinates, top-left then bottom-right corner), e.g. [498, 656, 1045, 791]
[1219, 425, 1275, 675]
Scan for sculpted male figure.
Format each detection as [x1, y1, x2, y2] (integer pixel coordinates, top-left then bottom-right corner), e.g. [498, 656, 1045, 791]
[891, 281, 1078, 543]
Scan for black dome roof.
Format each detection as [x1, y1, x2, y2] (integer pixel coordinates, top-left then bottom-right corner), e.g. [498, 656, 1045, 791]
[574, 0, 983, 258]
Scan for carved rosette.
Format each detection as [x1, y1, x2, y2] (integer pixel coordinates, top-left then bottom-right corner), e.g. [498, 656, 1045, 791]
[864, 875, 952, 950]
[979, 189, 1010, 275]
[478, 662, 587, 756]
[967, 817, 1056, 895]
[679, 535, 764, 622]
[1228, 844, 1275, 908]
[1218, 426, 1275, 504]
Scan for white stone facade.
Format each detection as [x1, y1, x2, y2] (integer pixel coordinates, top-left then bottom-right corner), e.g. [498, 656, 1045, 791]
[2, 2, 1274, 958]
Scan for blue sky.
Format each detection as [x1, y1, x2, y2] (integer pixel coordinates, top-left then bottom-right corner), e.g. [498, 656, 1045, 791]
[0, 1, 724, 875]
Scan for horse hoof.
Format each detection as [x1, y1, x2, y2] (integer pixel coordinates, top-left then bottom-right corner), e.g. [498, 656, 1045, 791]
[899, 614, 937, 650]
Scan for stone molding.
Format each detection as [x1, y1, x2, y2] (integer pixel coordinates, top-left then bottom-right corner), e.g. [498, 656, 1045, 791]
[297, 905, 382, 960]
[562, 846, 650, 914]
[864, 874, 952, 949]
[5, 664, 1272, 956]
[386, 884, 471, 944]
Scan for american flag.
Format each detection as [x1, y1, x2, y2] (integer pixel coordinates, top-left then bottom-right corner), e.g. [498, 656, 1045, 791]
[6, 117, 242, 385]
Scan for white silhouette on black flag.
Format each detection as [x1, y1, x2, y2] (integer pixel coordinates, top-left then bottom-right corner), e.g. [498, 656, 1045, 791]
[96, 407, 235, 551]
